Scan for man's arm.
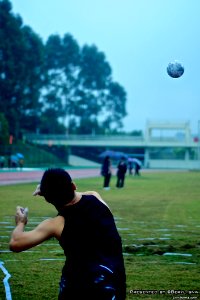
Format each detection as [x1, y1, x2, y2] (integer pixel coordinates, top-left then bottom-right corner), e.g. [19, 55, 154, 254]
[9, 207, 58, 252]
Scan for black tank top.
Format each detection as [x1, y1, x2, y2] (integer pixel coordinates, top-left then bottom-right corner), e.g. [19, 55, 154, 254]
[58, 195, 125, 277]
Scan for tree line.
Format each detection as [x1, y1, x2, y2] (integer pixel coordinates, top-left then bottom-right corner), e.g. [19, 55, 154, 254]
[0, 0, 127, 144]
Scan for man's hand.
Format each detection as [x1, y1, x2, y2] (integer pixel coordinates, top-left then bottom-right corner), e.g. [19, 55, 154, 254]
[33, 184, 42, 196]
[15, 206, 28, 225]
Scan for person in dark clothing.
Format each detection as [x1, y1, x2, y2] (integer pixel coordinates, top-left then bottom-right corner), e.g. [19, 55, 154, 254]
[134, 162, 141, 176]
[101, 155, 112, 190]
[9, 168, 126, 300]
[116, 157, 127, 188]
[128, 159, 133, 175]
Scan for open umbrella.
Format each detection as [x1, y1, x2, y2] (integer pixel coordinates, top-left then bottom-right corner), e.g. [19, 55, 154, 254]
[128, 157, 142, 166]
[16, 153, 24, 159]
[99, 150, 128, 160]
[11, 155, 19, 163]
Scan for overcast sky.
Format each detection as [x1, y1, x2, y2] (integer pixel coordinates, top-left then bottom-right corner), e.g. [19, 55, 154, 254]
[10, 0, 200, 134]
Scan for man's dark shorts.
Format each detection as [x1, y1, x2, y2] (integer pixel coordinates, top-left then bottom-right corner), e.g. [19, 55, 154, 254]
[58, 264, 126, 300]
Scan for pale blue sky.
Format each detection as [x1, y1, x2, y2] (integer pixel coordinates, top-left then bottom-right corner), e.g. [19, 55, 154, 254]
[10, 0, 200, 134]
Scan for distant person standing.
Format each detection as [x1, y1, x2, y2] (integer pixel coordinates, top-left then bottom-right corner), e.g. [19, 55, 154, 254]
[17, 153, 24, 170]
[101, 156, 112, 190]
[134, 162, 141, 176]
[19, 159, 24, 169]
[10, 154, 19, 168]
[0, 156, 5, 168]
[128, 158, 133, 175]
[7, 154, 11, 168]
[133, 159, 142, 176]
[116, 157, 127, 188]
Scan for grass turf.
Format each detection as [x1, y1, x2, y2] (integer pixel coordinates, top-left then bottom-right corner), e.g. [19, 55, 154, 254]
[0, 171, 200, 299]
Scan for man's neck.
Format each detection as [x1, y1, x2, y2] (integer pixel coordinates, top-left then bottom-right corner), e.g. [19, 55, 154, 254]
[65, 192, 82, 206]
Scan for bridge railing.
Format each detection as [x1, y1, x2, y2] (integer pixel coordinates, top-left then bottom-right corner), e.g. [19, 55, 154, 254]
[24, 133, 198, 144]
[24, 134, 145, 141]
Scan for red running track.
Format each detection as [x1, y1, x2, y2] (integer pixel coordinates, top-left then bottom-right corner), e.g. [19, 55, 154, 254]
[0, 168, 101, 186]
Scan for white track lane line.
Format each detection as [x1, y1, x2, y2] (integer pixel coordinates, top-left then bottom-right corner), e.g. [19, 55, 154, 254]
[0, 260, 12, 300]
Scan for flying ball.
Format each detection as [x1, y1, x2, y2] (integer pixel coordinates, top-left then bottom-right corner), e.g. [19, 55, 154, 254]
[167, 61, 184, 78]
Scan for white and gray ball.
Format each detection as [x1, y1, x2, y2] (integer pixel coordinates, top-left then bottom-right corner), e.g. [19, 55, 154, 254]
[167, 61, 184, 78]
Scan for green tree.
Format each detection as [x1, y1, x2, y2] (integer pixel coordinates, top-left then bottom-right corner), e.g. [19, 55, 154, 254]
[0, 113, 9, 144]
[0, 0, 44, 138]
[19, 26, 45, 133]
[103, 81, 127, 131]
[43, 38, 127, 134]
[71, 45, 127, 133]
[72, 45, 111, 134]
[0, 0, 128, 137]
[79, 44, 111, 90]
[43, 33, 80, 133]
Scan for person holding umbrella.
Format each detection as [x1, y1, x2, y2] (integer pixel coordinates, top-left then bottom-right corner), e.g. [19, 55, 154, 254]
[132, 158, 142, 176]
[116, 157, 127, 188]
[127, 158, 133, 175]
[16, 153, 24, 169]
[101, 155, 112, 190]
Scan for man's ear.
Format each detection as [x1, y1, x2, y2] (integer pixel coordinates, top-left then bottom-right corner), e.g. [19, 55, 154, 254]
[71, 182, 77, 191]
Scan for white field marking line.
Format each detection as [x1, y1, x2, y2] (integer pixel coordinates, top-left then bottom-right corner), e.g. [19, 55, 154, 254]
[0, 260, 12, 300]
[0, 222, 10, 224]
[4, 258, 65, 262]
[39, 258, 64, 261]
[163, 252, 192, 257]
[0, 249, 63, 253]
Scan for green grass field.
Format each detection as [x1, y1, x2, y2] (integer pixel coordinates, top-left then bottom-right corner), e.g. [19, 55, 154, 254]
[0, 171, 200, 299]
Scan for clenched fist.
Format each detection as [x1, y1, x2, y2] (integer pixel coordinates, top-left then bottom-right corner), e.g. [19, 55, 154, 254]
[15, 206, 28, 225]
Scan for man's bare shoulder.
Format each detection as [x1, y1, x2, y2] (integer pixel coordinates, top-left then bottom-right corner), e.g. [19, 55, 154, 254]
[81, 191, 102, 199]
[81, 191, 109, 208]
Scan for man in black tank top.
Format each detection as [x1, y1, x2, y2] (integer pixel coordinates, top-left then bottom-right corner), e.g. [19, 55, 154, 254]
[9, 168, 126, 300]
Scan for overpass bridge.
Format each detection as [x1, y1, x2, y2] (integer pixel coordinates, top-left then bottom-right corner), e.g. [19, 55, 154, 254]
[24, 133, 198, 148]
[24, 121, 200, 170]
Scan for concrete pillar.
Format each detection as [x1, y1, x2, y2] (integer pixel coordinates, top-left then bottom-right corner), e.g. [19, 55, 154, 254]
[185, 148, 190, 161]
[66, 146, 71, 165]
[144, 148, 150, 168]
[185, 122, 191, 144]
